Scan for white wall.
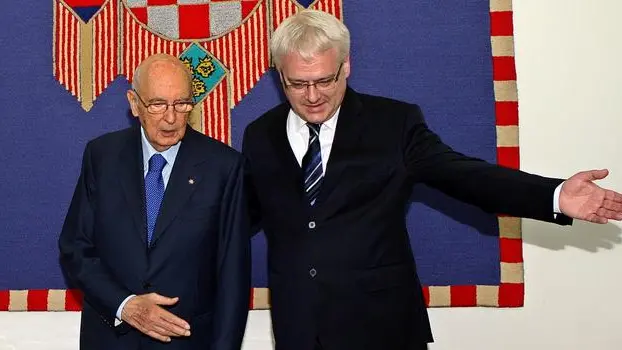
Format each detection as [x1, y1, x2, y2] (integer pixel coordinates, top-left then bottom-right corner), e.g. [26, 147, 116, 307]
[2, 1, 622, 349]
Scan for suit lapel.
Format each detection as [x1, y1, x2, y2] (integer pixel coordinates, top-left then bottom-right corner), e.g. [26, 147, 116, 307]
[268, 104, 306, 200]
[117, 126, 147, 245]
[150, 127, 202, 246]
[315, 87, 364, 207]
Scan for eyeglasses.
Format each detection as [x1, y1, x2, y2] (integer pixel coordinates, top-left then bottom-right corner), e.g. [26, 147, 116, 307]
[280, 63, 343, 94]
[132, 89, 194, 114]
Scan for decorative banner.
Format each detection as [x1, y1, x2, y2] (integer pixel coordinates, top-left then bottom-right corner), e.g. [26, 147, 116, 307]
[0, 0, 523, 311]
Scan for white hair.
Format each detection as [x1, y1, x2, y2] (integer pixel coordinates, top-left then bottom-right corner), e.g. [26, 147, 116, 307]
[270, 9, 350, 69]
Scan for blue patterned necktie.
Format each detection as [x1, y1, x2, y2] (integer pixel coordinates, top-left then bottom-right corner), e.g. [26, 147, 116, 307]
[145, 153, 166, 245]
[301, 123, 323, 206]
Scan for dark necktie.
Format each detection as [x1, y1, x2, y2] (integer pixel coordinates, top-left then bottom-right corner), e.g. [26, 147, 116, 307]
[145, 153, 166, 244]
[301, 123, 323, 206]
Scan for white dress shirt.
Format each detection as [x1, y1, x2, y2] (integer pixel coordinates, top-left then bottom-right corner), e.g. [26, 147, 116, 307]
[286, 107, 340, 173]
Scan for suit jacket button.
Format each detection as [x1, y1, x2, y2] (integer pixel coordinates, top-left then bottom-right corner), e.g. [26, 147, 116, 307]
[143, 282, 152, 289]
[308, 221, 316, 229]
[309, 268, 317, 278]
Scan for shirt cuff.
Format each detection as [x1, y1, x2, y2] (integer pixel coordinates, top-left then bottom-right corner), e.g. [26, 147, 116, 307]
[115, 294, 136, 326]
[553, 182, 564, 214]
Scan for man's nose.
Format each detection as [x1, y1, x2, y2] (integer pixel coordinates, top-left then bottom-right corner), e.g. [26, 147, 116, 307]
[306, 84, 320, 102]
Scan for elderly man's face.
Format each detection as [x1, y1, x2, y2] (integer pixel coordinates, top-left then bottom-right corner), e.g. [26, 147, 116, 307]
[279, 47, 350, 124]
[127, 60, 193, 152]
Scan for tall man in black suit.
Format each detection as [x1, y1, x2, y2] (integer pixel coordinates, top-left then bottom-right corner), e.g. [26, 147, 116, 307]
[242, 9, 622, 350]
[59, 54, 250, 350]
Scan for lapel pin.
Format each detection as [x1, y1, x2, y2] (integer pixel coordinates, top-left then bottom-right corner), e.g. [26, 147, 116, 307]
[188, 178, 195, 185]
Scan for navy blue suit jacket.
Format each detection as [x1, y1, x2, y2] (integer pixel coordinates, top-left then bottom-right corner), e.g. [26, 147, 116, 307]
[59, 125, 250, 350]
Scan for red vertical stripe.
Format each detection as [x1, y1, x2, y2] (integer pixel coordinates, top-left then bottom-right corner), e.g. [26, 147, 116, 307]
[27, 290, 49, 311]
[61, 7, 67, 89]
[124, 10, 129, 79]
[71, 14, 78, 97]
[95, 7, 100, 96]
[54, 2, 59, 80]
[225, 81, 230, 143]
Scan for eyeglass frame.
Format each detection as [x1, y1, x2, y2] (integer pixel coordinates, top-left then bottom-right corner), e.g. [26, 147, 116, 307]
[131, 89, 195, 115]
[279, 62, 344, 94]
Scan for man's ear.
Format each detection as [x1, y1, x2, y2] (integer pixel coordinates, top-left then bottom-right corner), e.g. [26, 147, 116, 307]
[342, 55, 351, 79]
[126, 90, 140, 118]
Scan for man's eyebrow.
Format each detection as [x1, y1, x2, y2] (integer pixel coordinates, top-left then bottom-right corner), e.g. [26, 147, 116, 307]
[288, 74, 334, 83]
[146, 97, 193, 103]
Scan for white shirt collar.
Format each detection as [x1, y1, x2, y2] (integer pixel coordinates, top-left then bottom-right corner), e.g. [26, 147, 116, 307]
[288, 107, 341, 133]
[140, 127, 181, 172]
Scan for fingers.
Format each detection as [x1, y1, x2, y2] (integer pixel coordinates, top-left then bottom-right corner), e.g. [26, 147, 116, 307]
[146, 329, 172, 343]
[587, 214, 608, 224]
[160, 310, 191, 334]
[605, 190, 622, 204]
[148, 293, 179, 306]
[602, 198, 622, 212]
[590, 169, 609, 181]
[596, 207, 622, 221]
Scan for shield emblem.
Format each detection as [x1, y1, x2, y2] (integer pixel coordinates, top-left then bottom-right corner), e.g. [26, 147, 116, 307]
[123, 0, 262, 40]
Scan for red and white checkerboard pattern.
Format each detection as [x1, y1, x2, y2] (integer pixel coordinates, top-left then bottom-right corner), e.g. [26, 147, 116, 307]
[125, 0, 260, 39]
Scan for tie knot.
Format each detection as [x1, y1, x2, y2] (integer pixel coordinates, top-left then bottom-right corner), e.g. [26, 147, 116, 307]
[307, 123, 321, 136]
[149, 154, 167, 173]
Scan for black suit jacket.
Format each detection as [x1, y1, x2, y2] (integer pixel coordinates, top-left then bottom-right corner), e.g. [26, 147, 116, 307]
[242, 87, 570, 350]
[59, 126, 250, 350]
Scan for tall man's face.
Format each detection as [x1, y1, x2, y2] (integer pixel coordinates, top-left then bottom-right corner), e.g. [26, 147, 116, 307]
[279, 47, 350, 124]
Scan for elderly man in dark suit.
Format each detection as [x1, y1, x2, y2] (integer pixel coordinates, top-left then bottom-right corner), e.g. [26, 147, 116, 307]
[59, 53, 250, 350]
[242, 9, 622, 350]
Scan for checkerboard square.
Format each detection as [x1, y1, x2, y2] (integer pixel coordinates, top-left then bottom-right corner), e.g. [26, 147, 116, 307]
[450, 285, 476, 306]
[27, 289, 49, 311]
[209, 1, 241, 36]
[0, 290, 8, 310]
[241, 1, 257, 18]
[179, 5, 210, 39]
[66, 289, 84, 311]
[130, 7, 148, 24]
[499, 283, 524, 307]
[500, 238, 523, 263]
[148, 5, 180, 39]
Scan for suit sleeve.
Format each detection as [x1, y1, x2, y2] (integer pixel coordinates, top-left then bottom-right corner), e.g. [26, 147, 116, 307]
[211, 156, 251, 350]
[58, 143, 131, 326]
[401, 104, 571, 225]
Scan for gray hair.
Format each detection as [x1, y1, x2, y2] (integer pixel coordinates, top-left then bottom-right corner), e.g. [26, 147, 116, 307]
[270, 9, 350, 69]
